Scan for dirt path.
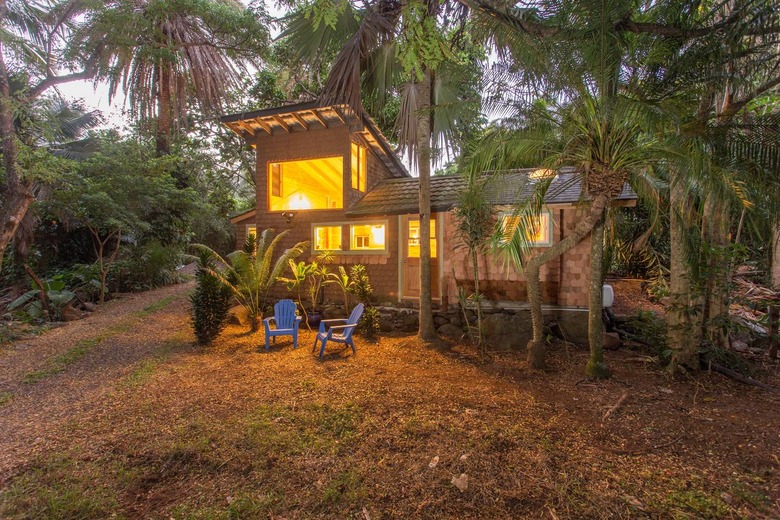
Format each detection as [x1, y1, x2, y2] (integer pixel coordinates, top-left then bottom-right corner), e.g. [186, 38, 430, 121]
[0, 284, 779, 518]
[0, 282, 194, 480]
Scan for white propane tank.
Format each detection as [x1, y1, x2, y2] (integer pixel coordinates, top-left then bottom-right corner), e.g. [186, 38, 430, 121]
[602, 284, 614, 308]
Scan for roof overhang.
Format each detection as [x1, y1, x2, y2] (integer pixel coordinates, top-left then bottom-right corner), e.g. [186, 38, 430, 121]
[220, 101, 409, 179]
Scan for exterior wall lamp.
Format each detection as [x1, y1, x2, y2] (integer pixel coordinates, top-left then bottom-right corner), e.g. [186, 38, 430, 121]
[281, 211, 295, 224]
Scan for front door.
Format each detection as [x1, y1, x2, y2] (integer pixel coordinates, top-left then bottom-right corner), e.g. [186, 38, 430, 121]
[402, 216, 439, 299]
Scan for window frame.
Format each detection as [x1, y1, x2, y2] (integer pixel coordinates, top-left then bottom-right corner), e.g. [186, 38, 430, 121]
[351, 142, 367, 193]
[312, 224, 344, 252]
[310, 220, 390, 255]
[498, 209, 554, 247]
[266, 156, 344, 212]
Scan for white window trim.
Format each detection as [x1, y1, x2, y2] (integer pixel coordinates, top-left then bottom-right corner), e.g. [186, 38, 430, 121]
[310, 220, 390, 255]
[498, 209, 554, 247]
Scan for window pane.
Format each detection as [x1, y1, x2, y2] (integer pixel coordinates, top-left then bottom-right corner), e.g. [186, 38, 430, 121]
[247, 226, 257, 238]
[314, 226, 342, 251]
[351, 223, 386, 250]
[268, 157, 343, 211]
[500, 212, 551, 246]
[351, 142, 367, 192]
[407, 219, 437, 258]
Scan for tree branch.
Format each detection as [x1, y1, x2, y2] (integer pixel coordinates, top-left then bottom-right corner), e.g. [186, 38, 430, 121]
[27, 63, 97, 101]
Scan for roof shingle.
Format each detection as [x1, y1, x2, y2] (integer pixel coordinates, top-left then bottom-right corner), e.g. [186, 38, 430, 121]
[345, 169, 637, 216]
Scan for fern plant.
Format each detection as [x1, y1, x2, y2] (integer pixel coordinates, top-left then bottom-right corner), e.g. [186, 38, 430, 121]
[191, 229, 309, 332]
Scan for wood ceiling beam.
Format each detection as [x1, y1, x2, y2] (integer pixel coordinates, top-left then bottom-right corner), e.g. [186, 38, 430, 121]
[273, 115, 291, 133]
[237, 120, 256, 137]
[253, 118, 273, 135]
[311, 109, 329, 129]
[292, 112, 310, 130]
[331, 106, 347, 125]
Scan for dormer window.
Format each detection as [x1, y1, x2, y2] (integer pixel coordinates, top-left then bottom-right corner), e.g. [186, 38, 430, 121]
[351, 142, 367, 192]
[268, 157, 343, 211]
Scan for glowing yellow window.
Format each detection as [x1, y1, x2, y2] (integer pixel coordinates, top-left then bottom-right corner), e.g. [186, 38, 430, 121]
[268, 157, 343, 211]
[313, 225, 342, 251]
[351, 223, 385, 250]
[247, 225, 257, 238]
[351, 142, 367, 192]
[407, 219, 437, 258]
[500, 212, 552, 246]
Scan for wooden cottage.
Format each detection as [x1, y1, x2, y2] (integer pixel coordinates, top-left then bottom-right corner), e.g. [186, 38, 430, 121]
[223, 102, 636, 328]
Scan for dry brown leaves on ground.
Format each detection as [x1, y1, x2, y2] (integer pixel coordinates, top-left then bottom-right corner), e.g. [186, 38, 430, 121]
[0, 282, 779, 519]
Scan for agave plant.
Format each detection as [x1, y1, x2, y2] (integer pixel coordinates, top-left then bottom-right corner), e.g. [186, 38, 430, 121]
[191, 229, 309, 332]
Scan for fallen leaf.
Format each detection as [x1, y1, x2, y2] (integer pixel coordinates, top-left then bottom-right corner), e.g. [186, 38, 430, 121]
[362, 506, 371, 520]
[451, 473, 468, 492]
[428, 455, 439, 469]
[622, 495, 644, 509]
[459, 454, 468, 461]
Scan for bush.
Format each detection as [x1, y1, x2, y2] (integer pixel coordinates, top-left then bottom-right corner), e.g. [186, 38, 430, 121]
[189, 250, 232, 345]
[358, 306, 380, 340]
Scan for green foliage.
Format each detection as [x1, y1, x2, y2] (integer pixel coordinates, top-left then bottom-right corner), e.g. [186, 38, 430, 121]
[8, 278, 76, 322]
[191, 230, 309, 332]
[358, 306, 380, 340]
[624, 310, 669, 360]
[348, 264, 373, 304]
[347, 265, 379, 339]
[396, 2, 451, 81]
[190, 248, 232, 346]
[325, 266, 355, 311]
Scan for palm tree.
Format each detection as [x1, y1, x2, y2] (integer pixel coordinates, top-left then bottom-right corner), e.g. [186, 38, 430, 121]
[192, 229, 309, 332]
[282, 0, 474, 341]
[79, 0, 269, 157]
[466, 0, 780, 375]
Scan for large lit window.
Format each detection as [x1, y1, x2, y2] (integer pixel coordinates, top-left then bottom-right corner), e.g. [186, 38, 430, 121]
[268, 157, 343, 211]
[500, 211, 553, 246]
[351, 142, 367, 192]
[351, 223, 386, 250]
[407, 219, 437, 258]
[313, 225, 342, 251]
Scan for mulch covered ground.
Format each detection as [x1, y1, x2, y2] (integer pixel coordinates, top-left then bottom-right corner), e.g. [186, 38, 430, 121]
[0, 281, 779, 519]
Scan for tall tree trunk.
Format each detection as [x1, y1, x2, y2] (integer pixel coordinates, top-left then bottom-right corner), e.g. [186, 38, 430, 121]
[525, 192, 614, 368]
[0, 9, 34, 268]
[472, 248, 483, 349]
[667, 169, 703, 373]
[156, 63, 172, 156]
[772, 225, 780, 291]
[585, 211, 609, 378]
[417, 69, 436, 341]
[702, 195, 731, 350]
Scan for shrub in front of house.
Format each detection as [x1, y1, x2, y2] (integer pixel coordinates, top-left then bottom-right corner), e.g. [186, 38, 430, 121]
[190, 249, 232, 345]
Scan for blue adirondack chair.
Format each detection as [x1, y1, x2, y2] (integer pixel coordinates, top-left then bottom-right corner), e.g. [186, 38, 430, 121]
[263, 299, 301, 350]
[313, 303, 364, 360]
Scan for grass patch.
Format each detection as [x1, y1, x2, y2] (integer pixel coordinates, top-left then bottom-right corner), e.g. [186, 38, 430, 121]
[122, 358, 160, 387]
[170, 491, 283, 520]
[0, 391, 13, 407]
[0, 453, 120, 520]
[321, 470, 365, 506]
[134, 296, 177, 318]
[245, 402, 361, 457]
[22, 337, 102, 384]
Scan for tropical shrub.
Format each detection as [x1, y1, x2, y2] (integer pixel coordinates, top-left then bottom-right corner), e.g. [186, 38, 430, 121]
[192, 229, 309, 332]
[8, 278, 76, 322]
[348, 265, 379, 339]
[189, 249, 232, 345]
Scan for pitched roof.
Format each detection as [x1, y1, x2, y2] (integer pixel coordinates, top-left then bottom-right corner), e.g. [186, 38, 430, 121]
[345, 169, 637, 217]
[220, 101, 409, 179]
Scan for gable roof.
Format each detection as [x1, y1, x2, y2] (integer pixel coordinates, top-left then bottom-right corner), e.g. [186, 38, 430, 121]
[345, 169, 637, 217]
[220, 101, 409, 179]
